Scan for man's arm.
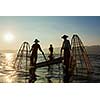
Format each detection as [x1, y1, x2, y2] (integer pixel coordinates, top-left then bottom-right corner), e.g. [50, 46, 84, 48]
[30, 47, 32, 53]
[60, 48, 63, 57]
[60, 42, 64, 57]
[39, 45, 44, 54]
[30, 45, 34, 52]
[39, 45, 48, 61]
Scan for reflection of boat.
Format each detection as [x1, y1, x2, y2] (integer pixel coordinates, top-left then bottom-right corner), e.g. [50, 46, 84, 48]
[36, 57, 63, 68]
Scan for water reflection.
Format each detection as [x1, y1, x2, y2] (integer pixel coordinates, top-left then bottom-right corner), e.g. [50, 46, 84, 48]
[0, 53, 17, 83]
[0, 53, 99, 83]
[5, 53, 14, 67]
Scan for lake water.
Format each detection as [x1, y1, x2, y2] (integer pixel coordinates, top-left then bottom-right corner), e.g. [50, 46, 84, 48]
[0, 52, 100, 83]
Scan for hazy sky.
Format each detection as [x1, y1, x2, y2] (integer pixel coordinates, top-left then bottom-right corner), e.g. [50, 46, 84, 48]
[0, 16, 100, 50]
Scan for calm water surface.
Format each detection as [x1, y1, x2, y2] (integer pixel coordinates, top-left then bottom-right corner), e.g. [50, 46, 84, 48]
[0, 53, 100, 83]
[0, 53, 63, 83]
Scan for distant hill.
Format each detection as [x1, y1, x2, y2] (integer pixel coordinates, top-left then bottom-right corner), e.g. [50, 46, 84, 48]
[0, 45, 100, 54]
[43, 45, 100, 55]
[86, 45, 100, 54]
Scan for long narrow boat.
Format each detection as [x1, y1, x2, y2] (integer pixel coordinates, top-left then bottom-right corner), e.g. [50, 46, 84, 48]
[36, 57, 63, 68]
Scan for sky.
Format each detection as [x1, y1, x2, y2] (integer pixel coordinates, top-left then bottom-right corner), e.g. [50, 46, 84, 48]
[0, 16, 100, 50]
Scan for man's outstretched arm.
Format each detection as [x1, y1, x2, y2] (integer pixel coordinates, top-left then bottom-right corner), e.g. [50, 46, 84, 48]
[60, 42, 64, 57]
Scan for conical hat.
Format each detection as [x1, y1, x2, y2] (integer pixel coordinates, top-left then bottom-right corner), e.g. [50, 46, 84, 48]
[61, 35, 68, 39]
[34, 39, 40, 42]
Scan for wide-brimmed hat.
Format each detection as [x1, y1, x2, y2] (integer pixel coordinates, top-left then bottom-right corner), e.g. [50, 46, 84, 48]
[34, 39, 40, 43]
[61, 35, 68, 39]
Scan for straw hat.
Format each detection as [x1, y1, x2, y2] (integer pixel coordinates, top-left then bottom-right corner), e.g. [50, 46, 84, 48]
[34, 39, 40, 43]
[61, 35, 68, 39]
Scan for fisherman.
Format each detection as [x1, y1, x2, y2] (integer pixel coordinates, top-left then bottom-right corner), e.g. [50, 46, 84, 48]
[29, 39, 45, 83]
[48, 44, 54, 61]
[60, 35, 71, 83]
[47, 44, 54, 79]
[30, 39, 45, 66]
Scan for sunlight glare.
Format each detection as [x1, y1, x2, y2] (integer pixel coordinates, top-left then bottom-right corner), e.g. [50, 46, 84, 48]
[4, 32, 14, 42]
[5, 53, 14, 69]
[5, 53, 13, 61]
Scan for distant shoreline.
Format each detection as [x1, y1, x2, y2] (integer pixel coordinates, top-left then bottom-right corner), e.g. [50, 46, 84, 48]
[0, 45, 100, 54]
[0, 50, 17, 53]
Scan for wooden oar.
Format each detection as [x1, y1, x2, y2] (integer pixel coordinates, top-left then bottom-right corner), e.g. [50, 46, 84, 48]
[42, 52, 51, 72]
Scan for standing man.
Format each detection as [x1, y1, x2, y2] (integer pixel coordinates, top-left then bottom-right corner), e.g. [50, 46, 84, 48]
[30, 39, 44, 66]
[48, 44, 54, 61]
[47, 44, 54, 81]
[60, 35, 71, 82]
[29, 39, 45, 83]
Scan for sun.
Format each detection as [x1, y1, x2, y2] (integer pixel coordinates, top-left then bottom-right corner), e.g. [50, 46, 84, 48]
[4, 32, 14, 42]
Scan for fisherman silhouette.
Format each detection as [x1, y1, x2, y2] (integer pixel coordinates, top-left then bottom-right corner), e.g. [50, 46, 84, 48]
[47, 44, 54, 80]
[48, 44, 54, 61]
[29, 39, 45, 83]
[30, 39, 44, 66]
[60, 35, 71, 83]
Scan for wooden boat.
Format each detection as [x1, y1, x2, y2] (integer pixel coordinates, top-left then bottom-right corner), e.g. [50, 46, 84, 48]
[36, 57, 63, 68]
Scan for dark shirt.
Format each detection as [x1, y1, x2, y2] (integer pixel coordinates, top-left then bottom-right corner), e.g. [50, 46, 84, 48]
[31, 44, 42, 55]
[49, 47, 53, 53]
[62, 40, 71, 50]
